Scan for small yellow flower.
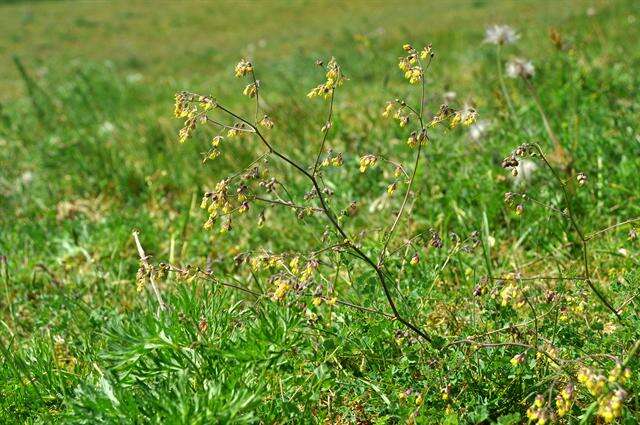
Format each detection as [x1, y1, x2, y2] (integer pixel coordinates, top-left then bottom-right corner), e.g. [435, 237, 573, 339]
[259, 115, 274, 128]
[203, 216, 215, 230]
[234, 59, 253, 77]
[382, 101, 395, 117]
[359, 154, 378, 173]
[211, 135, 223, 147]
[289, 256, 300, 274]
[420, 45, 432, 60]
[272, 278, 291, 301]
[404, 67, 423, 84]
[330, 153, 343, 167]
[510, 353, 525, 367]
[534, 394, 544, 408]
[243, 83, 257, 97]
[387, 182, 397, 196]
[415, 393, 423, 406]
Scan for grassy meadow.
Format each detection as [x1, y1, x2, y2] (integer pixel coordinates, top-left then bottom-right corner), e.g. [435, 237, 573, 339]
[1, 0, 640, 423]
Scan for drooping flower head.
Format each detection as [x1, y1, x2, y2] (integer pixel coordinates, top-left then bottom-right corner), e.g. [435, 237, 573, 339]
[484, 25, 520, 45]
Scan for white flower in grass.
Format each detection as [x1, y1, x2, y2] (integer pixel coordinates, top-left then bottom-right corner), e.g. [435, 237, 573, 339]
[506, 58, 535, 79]
[468, 119, 490, 142]
[443, 91, 457, 104]
[513, 159, 538, 185]
[484, 25, 519, 45]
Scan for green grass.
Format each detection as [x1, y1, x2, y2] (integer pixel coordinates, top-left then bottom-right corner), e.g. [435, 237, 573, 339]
[1, 0, 640, 423]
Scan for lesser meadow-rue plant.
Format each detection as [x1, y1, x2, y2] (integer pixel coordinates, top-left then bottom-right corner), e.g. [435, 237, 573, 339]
[167, 44, 480, 344]
[133, 36, 640, 422]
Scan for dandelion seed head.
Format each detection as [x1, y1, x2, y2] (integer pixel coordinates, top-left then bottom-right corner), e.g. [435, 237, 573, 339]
[484, 25, 519, 45]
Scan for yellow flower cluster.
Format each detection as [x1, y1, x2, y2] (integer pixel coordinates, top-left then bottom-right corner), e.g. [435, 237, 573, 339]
[272, 278, 290, 301]
[535, 344, 559, 369]
[226, 122, 250, 138]
[243, 254, 322, 302]
[259, 114, 274, 129]
[387, 182, 397, 196]
[440, 385, 450, 400]
[206, 135, 223, 160]
[577, 363, 631, 423]
[608, 363, 632, 384]
[555, 383, 574, 417]
[249, 254, 283, 271]
[234, 58, 253, 77]
[247, 253, 319, 286]
[243, 82, 257, 97]
[320, 150, 344, 168]
[200, 180, 236, 232]
[406, 129, 427, 148]
[526, 394, 549, 424]
[307, 57, 346, 99]
[382, 100, 410, 127]
[598, 389, 627, 423]
[498, 281, 525, 309]
[398, 43, 432, 84]
[449, 106, 478, 128]
[359, 154, 378, 173]
[577, 367, 607, 396]
[510, 352, 525, 367]
[558, 294, 588, 322]
[53, 335, 77, 372]
[174, 92, 219, 144]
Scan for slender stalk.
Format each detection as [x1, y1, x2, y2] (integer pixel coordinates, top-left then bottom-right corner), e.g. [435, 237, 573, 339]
[379, 142, 423, 263]
[532, 144, 619, 319]
[526, 80, 563, 156]
[252, 195, 323, 212]
[312, 90, 335, 176]
[250, 69, 260, 124]
[586, 217, 640, 241]
[132, 231, 166, 312]
[496, 45, 518, 124]
[205, 116, 255, 133]
[378, 56, 429, 263]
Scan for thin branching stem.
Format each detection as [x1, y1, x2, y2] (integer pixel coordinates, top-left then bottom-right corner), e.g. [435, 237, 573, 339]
[532, 143, 620, 319]
[312, 90, 335, 176]
[214, 103, 432, 342]
[132, 231, 166, 312]
[379, 57, 429, 263]
[586, 217, 640, 241]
